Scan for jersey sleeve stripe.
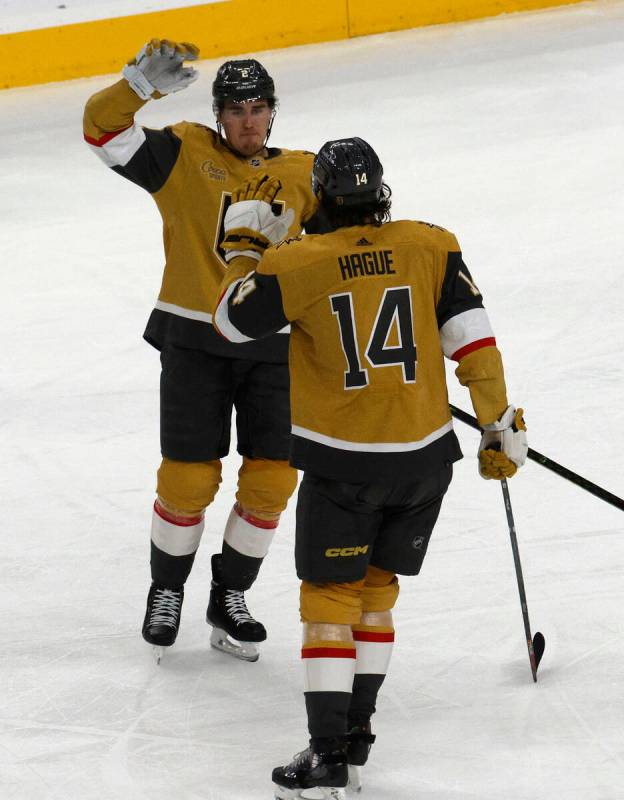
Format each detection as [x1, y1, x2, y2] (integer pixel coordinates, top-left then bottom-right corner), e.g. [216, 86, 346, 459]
[84, 123, 146, 168]
[213, 279, 256, 344]
[83, 124, 132, 147]
[439, 307, 495, 360]
[451, 336, 497, 362]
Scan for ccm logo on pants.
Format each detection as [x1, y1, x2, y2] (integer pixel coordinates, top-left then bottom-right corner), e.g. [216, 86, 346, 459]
[325, 546, 369, 558]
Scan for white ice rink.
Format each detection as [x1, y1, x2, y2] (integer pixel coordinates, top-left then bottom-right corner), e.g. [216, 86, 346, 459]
[2, 1, 624, 798]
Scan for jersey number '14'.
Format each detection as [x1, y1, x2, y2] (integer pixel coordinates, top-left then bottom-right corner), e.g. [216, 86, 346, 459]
[330, 286, 417, 390]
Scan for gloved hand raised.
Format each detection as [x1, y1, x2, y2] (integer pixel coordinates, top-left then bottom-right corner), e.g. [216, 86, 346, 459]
[221, 174, 295, 262]
[123, 39, 200, 100]
[478, 405, 528, 480]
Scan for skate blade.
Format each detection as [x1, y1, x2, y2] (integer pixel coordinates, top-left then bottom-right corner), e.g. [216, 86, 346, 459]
[209, 627, 259, 662]
[346, 765, 362, 794]
[274, 786, 346, 800]
[152, 646, 166, 664]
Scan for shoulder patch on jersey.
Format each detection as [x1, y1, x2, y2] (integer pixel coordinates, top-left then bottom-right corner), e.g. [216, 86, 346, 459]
[415, 220, 450, 233]
[275, 236, 303, 249]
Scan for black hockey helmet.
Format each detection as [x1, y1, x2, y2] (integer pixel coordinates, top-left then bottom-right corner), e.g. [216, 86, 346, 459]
[312, 138, 384, 207]
[212, 59, 276, 112]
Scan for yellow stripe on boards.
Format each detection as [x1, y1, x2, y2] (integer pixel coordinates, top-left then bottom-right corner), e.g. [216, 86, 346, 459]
[348, 0, 590, 36]
[0, 0, 347, 89]
[0, 0, 590, 89]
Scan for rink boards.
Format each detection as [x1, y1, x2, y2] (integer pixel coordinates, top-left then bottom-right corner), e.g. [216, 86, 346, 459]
[0, 0, 589, 89]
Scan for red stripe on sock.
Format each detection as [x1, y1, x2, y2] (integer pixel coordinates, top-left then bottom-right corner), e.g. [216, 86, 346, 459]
[235, 503, 279, 530]
[352, 631, 395, 643]
[301, 647, 357, 659]
[452, 337, 496, 362]
[154, 501, 203, 527]
[83, 125, 132, 147]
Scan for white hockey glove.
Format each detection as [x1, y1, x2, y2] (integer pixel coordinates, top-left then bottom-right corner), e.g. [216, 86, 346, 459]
[478, 405, 528, 480]
[221, 174, 295, 262]
[123, 38, 199, 100]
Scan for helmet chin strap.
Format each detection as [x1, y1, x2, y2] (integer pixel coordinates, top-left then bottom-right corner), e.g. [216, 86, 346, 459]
[265, 108, 276, 144]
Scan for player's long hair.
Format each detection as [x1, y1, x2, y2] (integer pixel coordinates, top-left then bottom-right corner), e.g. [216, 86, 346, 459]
[321, 182, 392, 230]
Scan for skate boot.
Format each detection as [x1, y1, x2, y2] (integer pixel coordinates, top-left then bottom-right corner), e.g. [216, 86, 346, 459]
[346, 717, 375, 794]
[206, 554, 266, 662]
[272, 737, 348, 800]
[142, 583, 184, 663]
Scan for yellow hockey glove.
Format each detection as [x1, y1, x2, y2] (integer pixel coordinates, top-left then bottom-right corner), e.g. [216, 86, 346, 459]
[478, 406, 528, 480]
[232, 174, 283, 204]
[123, 39, 200, 100]
[222, 174, 295, 262]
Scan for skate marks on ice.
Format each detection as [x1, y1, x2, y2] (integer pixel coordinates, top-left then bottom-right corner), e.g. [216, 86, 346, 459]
[0, 715, 216, 800]
[552, 677, 624, 779]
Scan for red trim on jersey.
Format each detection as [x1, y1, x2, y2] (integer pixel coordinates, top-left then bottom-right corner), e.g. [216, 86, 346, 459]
[452, 337, 496, 362]
[352, 631, 395, 643]
[154, 500, 203, 527]
[301, 647, 357, 659]
[235, 503, 279, 530]
[83, 125, 133, 147]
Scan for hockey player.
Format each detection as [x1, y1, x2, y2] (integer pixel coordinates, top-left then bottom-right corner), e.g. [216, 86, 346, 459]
[83, 40, 318, 661]
[212, 140, 528, 798]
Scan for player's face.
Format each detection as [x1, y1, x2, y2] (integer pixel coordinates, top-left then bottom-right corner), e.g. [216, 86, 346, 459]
[219, 100, 273, 157]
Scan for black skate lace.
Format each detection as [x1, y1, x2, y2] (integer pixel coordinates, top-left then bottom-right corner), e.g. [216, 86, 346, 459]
[150, 588, 182, 629]
[223, 589, 255, 623]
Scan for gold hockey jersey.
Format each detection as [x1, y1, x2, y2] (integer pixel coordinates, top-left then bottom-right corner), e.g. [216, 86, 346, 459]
[83, 79, 317, 361]
[214, 220, 509, 483]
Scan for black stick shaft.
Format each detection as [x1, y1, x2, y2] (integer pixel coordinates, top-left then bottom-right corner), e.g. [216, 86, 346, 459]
[449, 404, 624, 512]
[500, 478, 539, 682]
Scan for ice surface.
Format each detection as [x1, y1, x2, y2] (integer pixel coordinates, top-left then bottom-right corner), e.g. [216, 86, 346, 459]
[1, 2, 623, 798]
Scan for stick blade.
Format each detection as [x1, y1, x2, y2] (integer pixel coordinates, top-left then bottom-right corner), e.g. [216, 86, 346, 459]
[533, 632, 545, 669]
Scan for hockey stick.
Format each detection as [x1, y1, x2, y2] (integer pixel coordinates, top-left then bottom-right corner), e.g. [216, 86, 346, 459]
[450, 404, 624, 512]
[500, 478, 545, 682]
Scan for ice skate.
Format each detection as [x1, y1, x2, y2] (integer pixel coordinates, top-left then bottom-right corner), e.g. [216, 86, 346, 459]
[206, 554, 266, 662]
[346, 718, 375, 794]
[272, 739, 348, 800]
[142, 583, 183, 663]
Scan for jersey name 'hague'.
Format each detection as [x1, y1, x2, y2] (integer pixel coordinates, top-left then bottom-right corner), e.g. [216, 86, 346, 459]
[215, 220, 508, 483]
[83, 79, 317, 362]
